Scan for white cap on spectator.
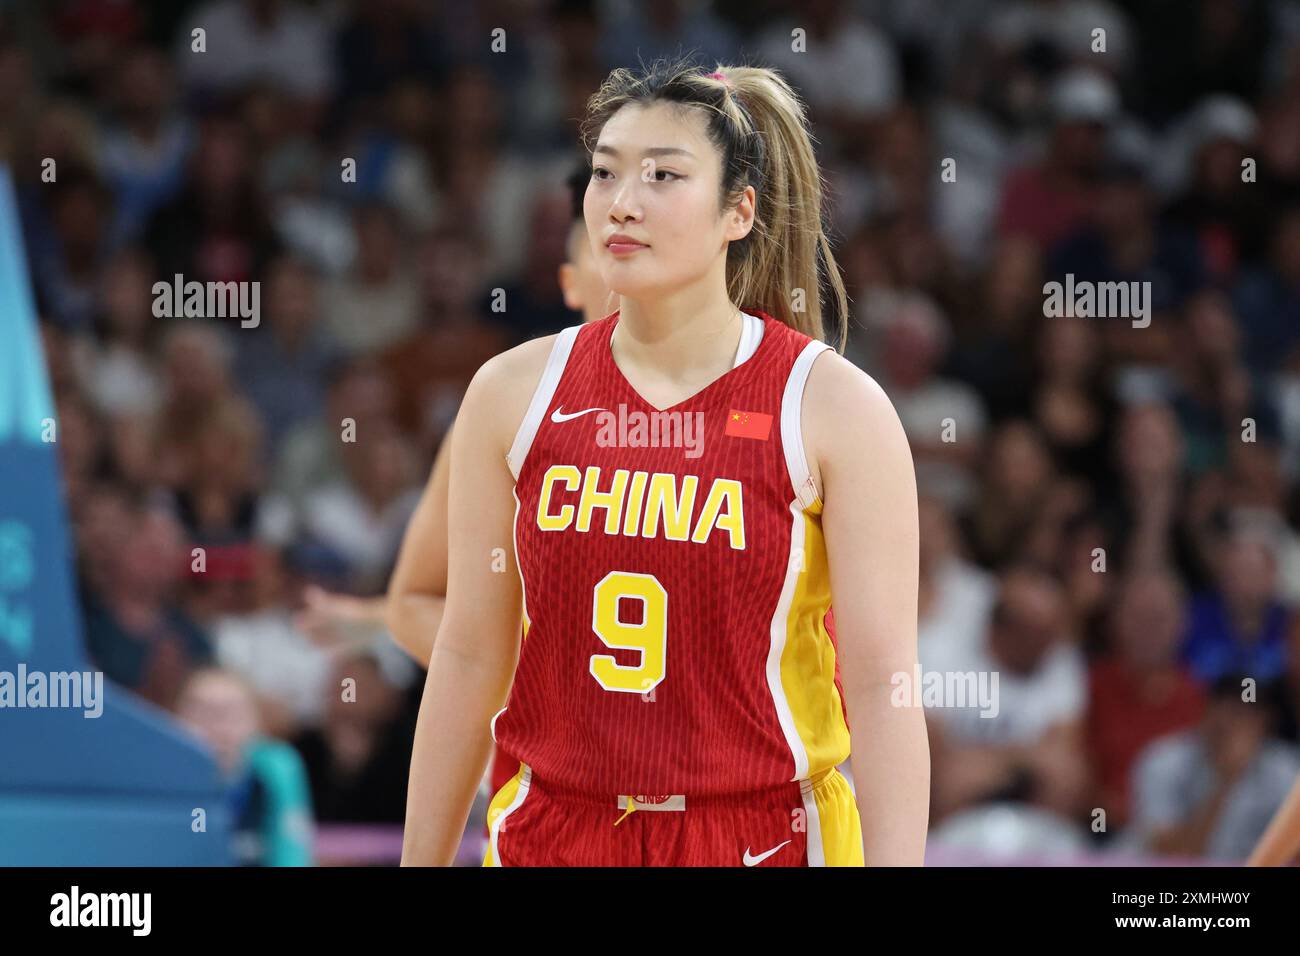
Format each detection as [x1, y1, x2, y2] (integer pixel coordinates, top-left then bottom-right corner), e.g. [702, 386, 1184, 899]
[1051, 68, 1120, 125]
[1187, 94, 1257, 150]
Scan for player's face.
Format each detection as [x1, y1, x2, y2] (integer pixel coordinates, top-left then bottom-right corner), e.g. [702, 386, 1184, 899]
[586, 101, 752, 301]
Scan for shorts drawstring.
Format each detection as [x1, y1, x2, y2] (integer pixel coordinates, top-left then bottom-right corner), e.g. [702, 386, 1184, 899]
[614, 796, 638, 826]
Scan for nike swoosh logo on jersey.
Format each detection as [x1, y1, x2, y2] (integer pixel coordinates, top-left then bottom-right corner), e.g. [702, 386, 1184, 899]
[743, 840, 792, 866]
[550, 406, 606, 423]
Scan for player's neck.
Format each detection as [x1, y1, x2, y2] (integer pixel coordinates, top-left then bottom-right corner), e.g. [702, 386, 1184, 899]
[613, 294, 744, 381]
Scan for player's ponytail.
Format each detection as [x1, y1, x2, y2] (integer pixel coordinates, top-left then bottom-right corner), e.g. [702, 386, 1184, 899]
[581, 57, 850, 352]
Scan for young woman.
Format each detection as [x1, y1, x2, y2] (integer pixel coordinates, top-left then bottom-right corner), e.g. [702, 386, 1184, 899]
[402, 60, 927, 867]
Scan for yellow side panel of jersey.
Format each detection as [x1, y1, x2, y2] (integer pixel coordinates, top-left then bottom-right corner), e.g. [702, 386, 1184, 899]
[779, 508, 851, 777]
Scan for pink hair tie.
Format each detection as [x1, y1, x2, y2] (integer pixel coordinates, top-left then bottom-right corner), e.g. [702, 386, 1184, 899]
[707, 71, 729, 84]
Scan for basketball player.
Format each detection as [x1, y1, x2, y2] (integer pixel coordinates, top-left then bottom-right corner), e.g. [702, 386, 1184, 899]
[402, 61, 927, 867]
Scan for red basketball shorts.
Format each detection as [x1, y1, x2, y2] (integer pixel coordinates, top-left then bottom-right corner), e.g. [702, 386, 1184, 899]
[482, 764, 863, 866]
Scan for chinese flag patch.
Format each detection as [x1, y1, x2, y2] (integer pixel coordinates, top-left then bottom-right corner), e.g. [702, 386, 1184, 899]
[724, 408, 773, 440]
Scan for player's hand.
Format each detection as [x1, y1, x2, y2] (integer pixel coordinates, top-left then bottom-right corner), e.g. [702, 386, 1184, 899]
[295, 585, 387, 649]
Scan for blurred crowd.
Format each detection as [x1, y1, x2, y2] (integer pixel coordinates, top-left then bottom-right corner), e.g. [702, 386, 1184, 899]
[6, 0, 1300, 863]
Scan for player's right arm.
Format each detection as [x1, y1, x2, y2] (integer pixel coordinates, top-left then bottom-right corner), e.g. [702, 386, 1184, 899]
[400, 335, 553, 866]
[384, 422, 454, 665]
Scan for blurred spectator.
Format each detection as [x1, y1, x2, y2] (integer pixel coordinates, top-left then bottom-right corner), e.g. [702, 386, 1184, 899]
[82, 503, 212, 711]
[176, 667, 315, 866]
[270, 358, 396, 508]
[234, 254, 336, 447]
[292, 651, 415, 823]
[321, 203, 419, 356]
[963, 420, 1054, 568]
[1087, 568, 1206, 830]
[871, 293, 987, 510]
[283, 419, 421, 592]
[208, 547, 333, 739]
[1126, 674, 1299, 861]
[997, 68, 1117, 252]
[929, 565, 1088, 822]
[917, 494, 997, 676]
[33, 167, 112, 332]
[98, 45, 193, 246]
[144, 113, 279, 286]
[1232, 204, 1300, 380]
[1182, 522, 1293, 684]
[1161, 95, 1265, 281]
[381, 227, 511, 452]
[74, 246, 162, 418]
[755, 0, 900, 140]
[177, 0, 334, 106]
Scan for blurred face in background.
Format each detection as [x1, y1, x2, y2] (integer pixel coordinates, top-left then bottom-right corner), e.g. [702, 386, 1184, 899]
[194, 119, 250, 201]
[177, 670, 261, 777]
[1037, 314, 1098, 383]
[1217, 534, 1278, 610]
[990, 570, 1068, 675]
[559, 218, 613, 322]
[342, 419, 414, 503]
[917, 495, 957, 576]
[115, 47, 170, 127]
[1116, 403, 1183, 485]
[100, 248, 154, 342]
[265, 256, 318, 341]
[163, 324, 232, 408]
[881, 301, 946, 388]
[987, 422, 1053, 501]
[53, 181, 106, 263]
[1052, 119, 1107, 176]
[1196, 138, 1248, 199]
[327, 362, 395, 429]
[586, 100, 753, 303]
[1112, 570, 1186, 670]
[986, 237, 1042, 327]
[353, 206, 401, 281]
[116, 508, 187, 601]
[1092, 174, 1149, 236]
[322, 655, 402, 772]
[418, 232, 482, 313]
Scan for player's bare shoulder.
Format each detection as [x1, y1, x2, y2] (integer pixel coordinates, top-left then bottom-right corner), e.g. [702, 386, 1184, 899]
[463, 331, 564, 456]
[801, 348, 910, 500]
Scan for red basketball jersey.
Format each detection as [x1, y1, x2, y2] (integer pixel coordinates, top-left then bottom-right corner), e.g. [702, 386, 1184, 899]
[493, 309, 851, 795]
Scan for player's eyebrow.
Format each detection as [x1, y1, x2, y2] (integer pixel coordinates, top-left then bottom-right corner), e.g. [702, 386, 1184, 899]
[593, 145, 696, 159]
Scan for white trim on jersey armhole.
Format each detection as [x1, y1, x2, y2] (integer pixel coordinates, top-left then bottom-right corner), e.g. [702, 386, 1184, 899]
[734, 311, 764, 367]
[506, 324, 583, 480]
[781, 339, 833, 511]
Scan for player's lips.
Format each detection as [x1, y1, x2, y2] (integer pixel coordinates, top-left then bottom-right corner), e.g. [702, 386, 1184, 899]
[606, 233, 649, 255]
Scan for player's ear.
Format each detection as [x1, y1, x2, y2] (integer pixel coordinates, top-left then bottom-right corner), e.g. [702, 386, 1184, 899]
[725, 185, 756, 243]
[558, 263, 580, 310]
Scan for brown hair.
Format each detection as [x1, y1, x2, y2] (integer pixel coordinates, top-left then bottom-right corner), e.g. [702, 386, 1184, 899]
[580, 57, 850, 352]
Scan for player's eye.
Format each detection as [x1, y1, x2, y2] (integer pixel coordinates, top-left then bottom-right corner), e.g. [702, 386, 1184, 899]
[592, 166, 612, 181]
[652, 169, 680, 182]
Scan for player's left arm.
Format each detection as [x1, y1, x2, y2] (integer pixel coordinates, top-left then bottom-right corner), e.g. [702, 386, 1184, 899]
[805, 350, 929, 866]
